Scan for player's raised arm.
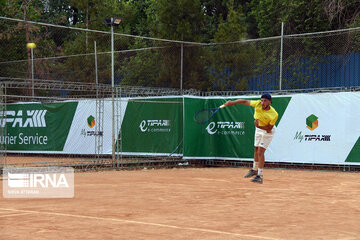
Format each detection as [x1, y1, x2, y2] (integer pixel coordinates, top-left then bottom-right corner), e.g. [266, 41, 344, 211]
[224, 99, 251, 107]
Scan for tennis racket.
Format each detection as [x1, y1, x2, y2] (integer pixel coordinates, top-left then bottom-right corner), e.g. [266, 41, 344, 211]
[193, 104, 226, 124]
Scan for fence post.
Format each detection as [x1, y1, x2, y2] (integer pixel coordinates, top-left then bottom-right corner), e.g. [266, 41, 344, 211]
[279, 22, 284, 90]
[111, 23, 116, 165]
[0, 83, 6, 167]
[94, 41, 98, 85]
[180, 41, 184, 91]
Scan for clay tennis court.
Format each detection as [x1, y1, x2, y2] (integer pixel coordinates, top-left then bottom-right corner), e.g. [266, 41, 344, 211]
[1, 167, 359, 239]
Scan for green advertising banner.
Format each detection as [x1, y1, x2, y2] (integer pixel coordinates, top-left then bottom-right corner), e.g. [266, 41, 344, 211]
[119, 97, 183, 155]
[183, 96, 291, 159]
[1, 102, 78, 151]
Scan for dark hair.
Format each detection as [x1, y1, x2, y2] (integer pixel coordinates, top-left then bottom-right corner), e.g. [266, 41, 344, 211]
[261, 93, 272, 101]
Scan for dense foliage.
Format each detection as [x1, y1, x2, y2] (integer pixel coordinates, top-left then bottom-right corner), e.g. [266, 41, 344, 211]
[1, 0, 360, 90]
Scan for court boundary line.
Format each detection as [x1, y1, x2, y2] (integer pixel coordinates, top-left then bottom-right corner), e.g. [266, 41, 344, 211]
[0, 212, 33, 218]
[0, 207, 281, 240]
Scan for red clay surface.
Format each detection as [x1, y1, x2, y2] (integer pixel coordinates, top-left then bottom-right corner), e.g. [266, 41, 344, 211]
[1, 167, 359, 239]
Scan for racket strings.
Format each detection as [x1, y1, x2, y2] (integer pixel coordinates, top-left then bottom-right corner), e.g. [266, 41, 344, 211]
[194, 109, 213, 123]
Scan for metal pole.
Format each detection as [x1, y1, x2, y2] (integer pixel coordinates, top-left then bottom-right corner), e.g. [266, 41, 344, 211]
[180, 42, 183, 91]
[94, 40, 98, 159]
[94, 41, 98, 85]
[180, 36, 184, 160]
[279, 22, 284, 90]
[31, 48, 34, 96]
[119, 87, 122, 167]
[111, 22, 116, 164]
[0, 83, 6, 167]
[111, 22, 114, 88]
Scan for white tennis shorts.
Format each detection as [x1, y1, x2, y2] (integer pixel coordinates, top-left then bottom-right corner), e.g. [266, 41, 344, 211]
[254, 127, 275, 149]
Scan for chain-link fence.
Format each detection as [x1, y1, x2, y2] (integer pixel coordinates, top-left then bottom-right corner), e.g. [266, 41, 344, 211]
[1, 17, 360, 171]
[0, 79, 194, 170]
[2, 17, 360, 92]
[281, 29, 360, 90]
[2, 79, 360, 172]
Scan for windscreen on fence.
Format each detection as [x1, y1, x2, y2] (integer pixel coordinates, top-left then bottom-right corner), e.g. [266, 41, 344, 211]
[1, 92, 360, 166]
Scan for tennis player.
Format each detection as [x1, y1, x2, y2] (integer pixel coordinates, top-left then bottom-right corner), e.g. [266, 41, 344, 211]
[224, 93, 278, 184]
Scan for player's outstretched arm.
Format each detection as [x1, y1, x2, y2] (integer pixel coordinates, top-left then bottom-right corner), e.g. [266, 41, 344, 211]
[224, 99, 250, 107]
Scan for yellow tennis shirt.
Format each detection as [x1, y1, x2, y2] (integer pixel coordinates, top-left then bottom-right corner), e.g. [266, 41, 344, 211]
[249, 100, 278, 127]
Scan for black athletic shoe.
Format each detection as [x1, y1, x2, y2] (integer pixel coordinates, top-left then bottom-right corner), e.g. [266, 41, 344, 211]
[251, 175, 263, 184]
[244, 169, 257, 178]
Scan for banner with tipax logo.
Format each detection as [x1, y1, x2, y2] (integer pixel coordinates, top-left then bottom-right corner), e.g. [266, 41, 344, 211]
[183, 96, 291, 159]
[119, 97, 183, 155]
[267, 92, 360, 164]
[1, 102, 78, 151]
[1, 110, 47, 128]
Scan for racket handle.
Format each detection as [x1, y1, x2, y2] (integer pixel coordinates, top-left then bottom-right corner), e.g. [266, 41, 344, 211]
[219, 104, 226, 109]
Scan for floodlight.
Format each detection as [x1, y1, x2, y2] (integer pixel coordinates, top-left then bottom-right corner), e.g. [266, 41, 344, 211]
[103, 17, 122, 27]
[103, 18, 112, 26]
[113, 18, 122, 25]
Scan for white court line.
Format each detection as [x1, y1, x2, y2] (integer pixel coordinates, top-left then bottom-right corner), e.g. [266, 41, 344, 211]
[0, 212, 33, 218]
[0, 207, 281, 240]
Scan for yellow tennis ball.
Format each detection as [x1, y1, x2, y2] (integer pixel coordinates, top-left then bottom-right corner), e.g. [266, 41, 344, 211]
[26, 43, 36, 49]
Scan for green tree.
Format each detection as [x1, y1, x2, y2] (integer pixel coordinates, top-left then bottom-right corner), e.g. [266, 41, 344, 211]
[208, 4, 253, 90]
[323, 0, 360, 29]
[118, 47, 161, 87]
[145, 0, 211, 89]
[40, 0, 79, 25]
[248, 0, 329, 37]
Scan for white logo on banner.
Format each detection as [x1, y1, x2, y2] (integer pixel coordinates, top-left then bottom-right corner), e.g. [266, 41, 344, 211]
[0, 110, 47, 128]
[206, 122, 217, 134]
[206, 121, 245, 135]
[139, 120, 171, 133]
[294, 115, 331, 143]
